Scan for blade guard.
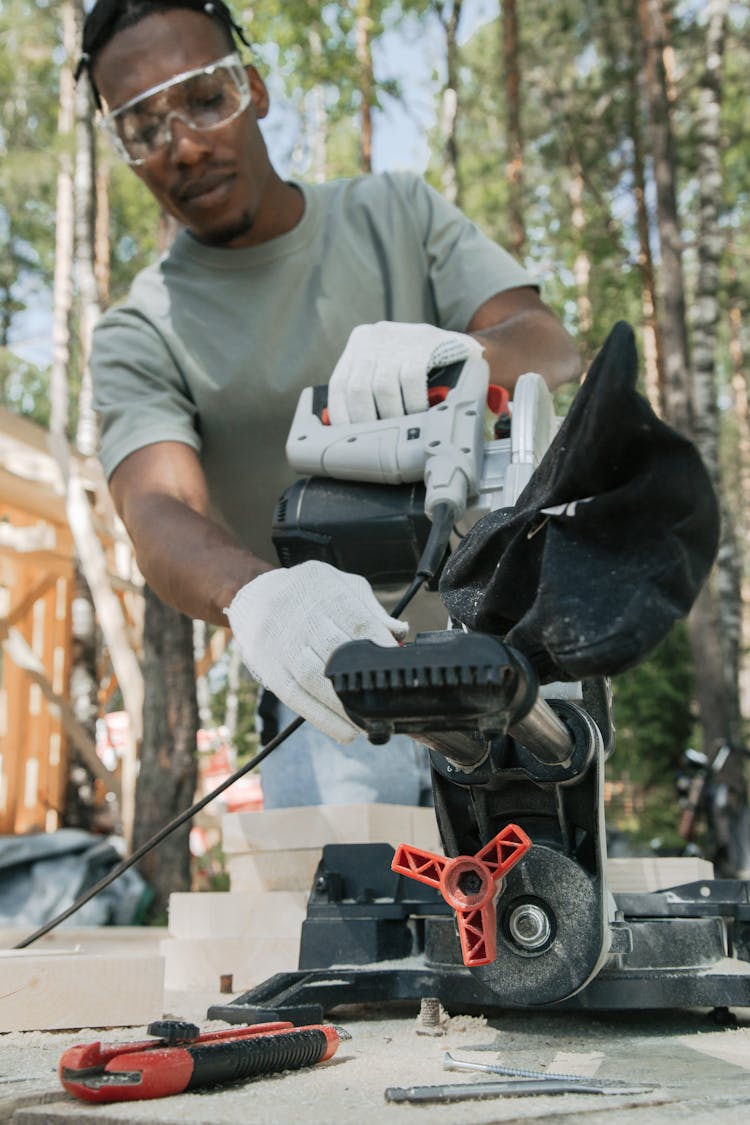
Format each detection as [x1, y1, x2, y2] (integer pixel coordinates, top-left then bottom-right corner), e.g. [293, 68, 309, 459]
[391, 824, 531, 966]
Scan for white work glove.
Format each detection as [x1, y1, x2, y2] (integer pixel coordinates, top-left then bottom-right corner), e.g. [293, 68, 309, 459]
[225, 560, 408, 744]
[327, 322, 484, 425]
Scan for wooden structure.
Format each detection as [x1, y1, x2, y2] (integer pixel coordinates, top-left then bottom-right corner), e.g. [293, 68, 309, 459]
[0, 407, 142, 836]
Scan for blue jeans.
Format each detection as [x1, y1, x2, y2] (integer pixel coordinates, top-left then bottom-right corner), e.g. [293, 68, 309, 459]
[258, 697, 434, 809]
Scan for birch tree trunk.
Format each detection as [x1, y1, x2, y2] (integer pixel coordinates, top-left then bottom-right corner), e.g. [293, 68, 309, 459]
[638, 0, 692, 437]
[49, 0, 75, 441]
[73, 12, 100, 461]
[501, 0, 524, 257]
[729, 298, 750, 723]
[355, 0, 374, 173]
[626, 0, 664, 412]
[51, 0, 94, 830]
[691, 0, 742, 747]
[438, 0, 463, 207]
[308, 25, 328, 183]
[568, 163, 592, 338]
[638, 0, 736, 756]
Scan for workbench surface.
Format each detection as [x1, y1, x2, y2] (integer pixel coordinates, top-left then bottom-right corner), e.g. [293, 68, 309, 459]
[2, 987, 749, 1125]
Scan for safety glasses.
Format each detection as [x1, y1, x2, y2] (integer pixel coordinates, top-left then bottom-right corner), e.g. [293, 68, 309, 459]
[99, 52, 250, 165]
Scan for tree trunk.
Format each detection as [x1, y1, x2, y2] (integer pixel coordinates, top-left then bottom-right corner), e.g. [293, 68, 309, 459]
[73, 1, 101, 460]
[638, 0, 739, 761]
[355, 0, 374, 173]
[308, 25, 328, 183]
[691, 0, 741, 747]
[438, 0, 463, 207]
[728, 299, 750, 723]
[49, 0, 75, 440]
[568, 163, 592, 337]
[637, 0, 692, 437]
[501, 0, 524, 257]
[626, 0, 664, 412]
[691, 0, 728, 483]
[134, 586, 199, 919]
[134, 207, 200, 915]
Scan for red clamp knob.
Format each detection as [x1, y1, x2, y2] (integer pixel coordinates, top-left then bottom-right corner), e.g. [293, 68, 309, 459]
[391, 824, 532, 966]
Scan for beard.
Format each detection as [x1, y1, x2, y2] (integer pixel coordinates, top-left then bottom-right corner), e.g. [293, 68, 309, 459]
[195, 209, 255, 247]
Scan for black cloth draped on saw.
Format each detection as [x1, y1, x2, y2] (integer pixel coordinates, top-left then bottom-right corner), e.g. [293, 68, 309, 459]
[438, 321, 720, 684]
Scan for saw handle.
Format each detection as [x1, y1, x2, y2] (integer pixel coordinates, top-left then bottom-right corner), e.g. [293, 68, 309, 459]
[311, 362, 508, 424]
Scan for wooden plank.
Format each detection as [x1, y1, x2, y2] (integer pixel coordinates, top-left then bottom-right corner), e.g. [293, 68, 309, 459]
[221, 804, 441, 855]
[0, 573, 57, 638]
[168, 891, 308, 940]
[0, 466, 67, 526]
[161, 937, 299, 992]
[2, 627, 120, 797]
[607, 857, 715, 893]
[226, 849, 323, 893]
[0, 949, 164, 1031]
[49, 441, 143, 842]
[0, 405, 58, 456]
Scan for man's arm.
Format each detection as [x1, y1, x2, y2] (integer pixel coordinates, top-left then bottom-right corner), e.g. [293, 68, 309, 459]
[327, 287, 580, 426]
[467, 286, 581, 392]
[109, 441, 272, 625]
[110, 440, 406, 743]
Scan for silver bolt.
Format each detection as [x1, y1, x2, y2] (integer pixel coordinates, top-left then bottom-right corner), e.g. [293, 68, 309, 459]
[508, 903, 552, 950]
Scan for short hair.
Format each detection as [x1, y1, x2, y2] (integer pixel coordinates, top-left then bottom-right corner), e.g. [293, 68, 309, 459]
[76, 0, 251, 108]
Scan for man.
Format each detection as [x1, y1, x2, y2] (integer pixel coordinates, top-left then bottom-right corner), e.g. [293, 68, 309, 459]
[79, 0, 581, 806]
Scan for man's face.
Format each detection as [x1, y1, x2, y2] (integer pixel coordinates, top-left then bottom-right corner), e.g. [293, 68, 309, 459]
[93, 9, 272, 246]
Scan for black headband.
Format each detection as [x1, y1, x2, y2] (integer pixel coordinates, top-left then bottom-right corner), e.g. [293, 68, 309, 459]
[76, 0, 251, 107]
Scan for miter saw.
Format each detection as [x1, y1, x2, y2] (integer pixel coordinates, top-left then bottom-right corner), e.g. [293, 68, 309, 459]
[210, 324, 750, 1026]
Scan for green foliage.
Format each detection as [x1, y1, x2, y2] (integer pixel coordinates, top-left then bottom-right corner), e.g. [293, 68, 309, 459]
[607, 623, 696, 848]
[611, 622, 695, 789]
[106, 158, 161, 303]
[0, 0, 59, 373]
[0, 347, 50, 424]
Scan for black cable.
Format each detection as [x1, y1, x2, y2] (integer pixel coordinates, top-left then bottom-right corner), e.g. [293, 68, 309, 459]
[11, 715, 304, 949]
[392, 500, 454, 618]
[12, 505, 455, 949]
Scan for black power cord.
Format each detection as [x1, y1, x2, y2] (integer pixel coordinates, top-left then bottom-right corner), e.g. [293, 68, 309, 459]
[12, 716, 304, 949]
[12, 510, 454, 951]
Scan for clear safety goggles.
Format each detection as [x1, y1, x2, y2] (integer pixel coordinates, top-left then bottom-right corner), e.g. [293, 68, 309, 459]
[99, 52, 250, 165]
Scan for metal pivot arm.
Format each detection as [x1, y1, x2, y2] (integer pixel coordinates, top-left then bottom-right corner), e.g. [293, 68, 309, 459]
[391, 824, 531, 966]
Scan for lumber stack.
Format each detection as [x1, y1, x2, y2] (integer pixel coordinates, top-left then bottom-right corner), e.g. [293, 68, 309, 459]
[161, 803, 441, 992]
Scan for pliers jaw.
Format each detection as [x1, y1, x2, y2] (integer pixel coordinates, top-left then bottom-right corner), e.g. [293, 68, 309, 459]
[60, 1040, 193, 1103]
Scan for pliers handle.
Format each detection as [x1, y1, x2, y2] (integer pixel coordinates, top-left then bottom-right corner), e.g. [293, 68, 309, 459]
[60, 1021, 345, 1103]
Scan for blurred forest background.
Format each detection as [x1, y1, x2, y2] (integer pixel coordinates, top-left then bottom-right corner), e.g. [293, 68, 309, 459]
[1, 0, 749, 910]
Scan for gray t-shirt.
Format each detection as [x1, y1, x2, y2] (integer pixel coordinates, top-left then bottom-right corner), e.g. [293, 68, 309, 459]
[92, 171, 533, 565]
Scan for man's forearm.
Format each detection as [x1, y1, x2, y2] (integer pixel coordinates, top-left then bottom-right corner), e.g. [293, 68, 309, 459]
[125, 494, 272, 625]
[468, 300, 582, 393]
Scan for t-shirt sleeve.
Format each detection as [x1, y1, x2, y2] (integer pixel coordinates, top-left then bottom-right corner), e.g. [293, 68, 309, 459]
[92, 307, 201, 480]
[400, 174, 536, 330]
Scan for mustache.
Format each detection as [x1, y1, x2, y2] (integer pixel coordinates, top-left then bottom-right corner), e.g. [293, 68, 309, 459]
[174, 166, 235, 202]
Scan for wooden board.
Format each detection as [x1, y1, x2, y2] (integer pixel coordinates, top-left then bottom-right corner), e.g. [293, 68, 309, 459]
[221, 803, 441, 855]
[168, 891, 308, 940]
[160, 936, 300, 992]
[0, 948, 164, 1032]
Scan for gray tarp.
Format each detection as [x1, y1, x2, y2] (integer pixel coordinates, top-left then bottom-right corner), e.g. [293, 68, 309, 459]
[0, 829, 150, 928]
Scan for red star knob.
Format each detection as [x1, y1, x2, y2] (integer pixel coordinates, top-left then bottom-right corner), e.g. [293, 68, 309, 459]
[391, 824, 532, 966]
